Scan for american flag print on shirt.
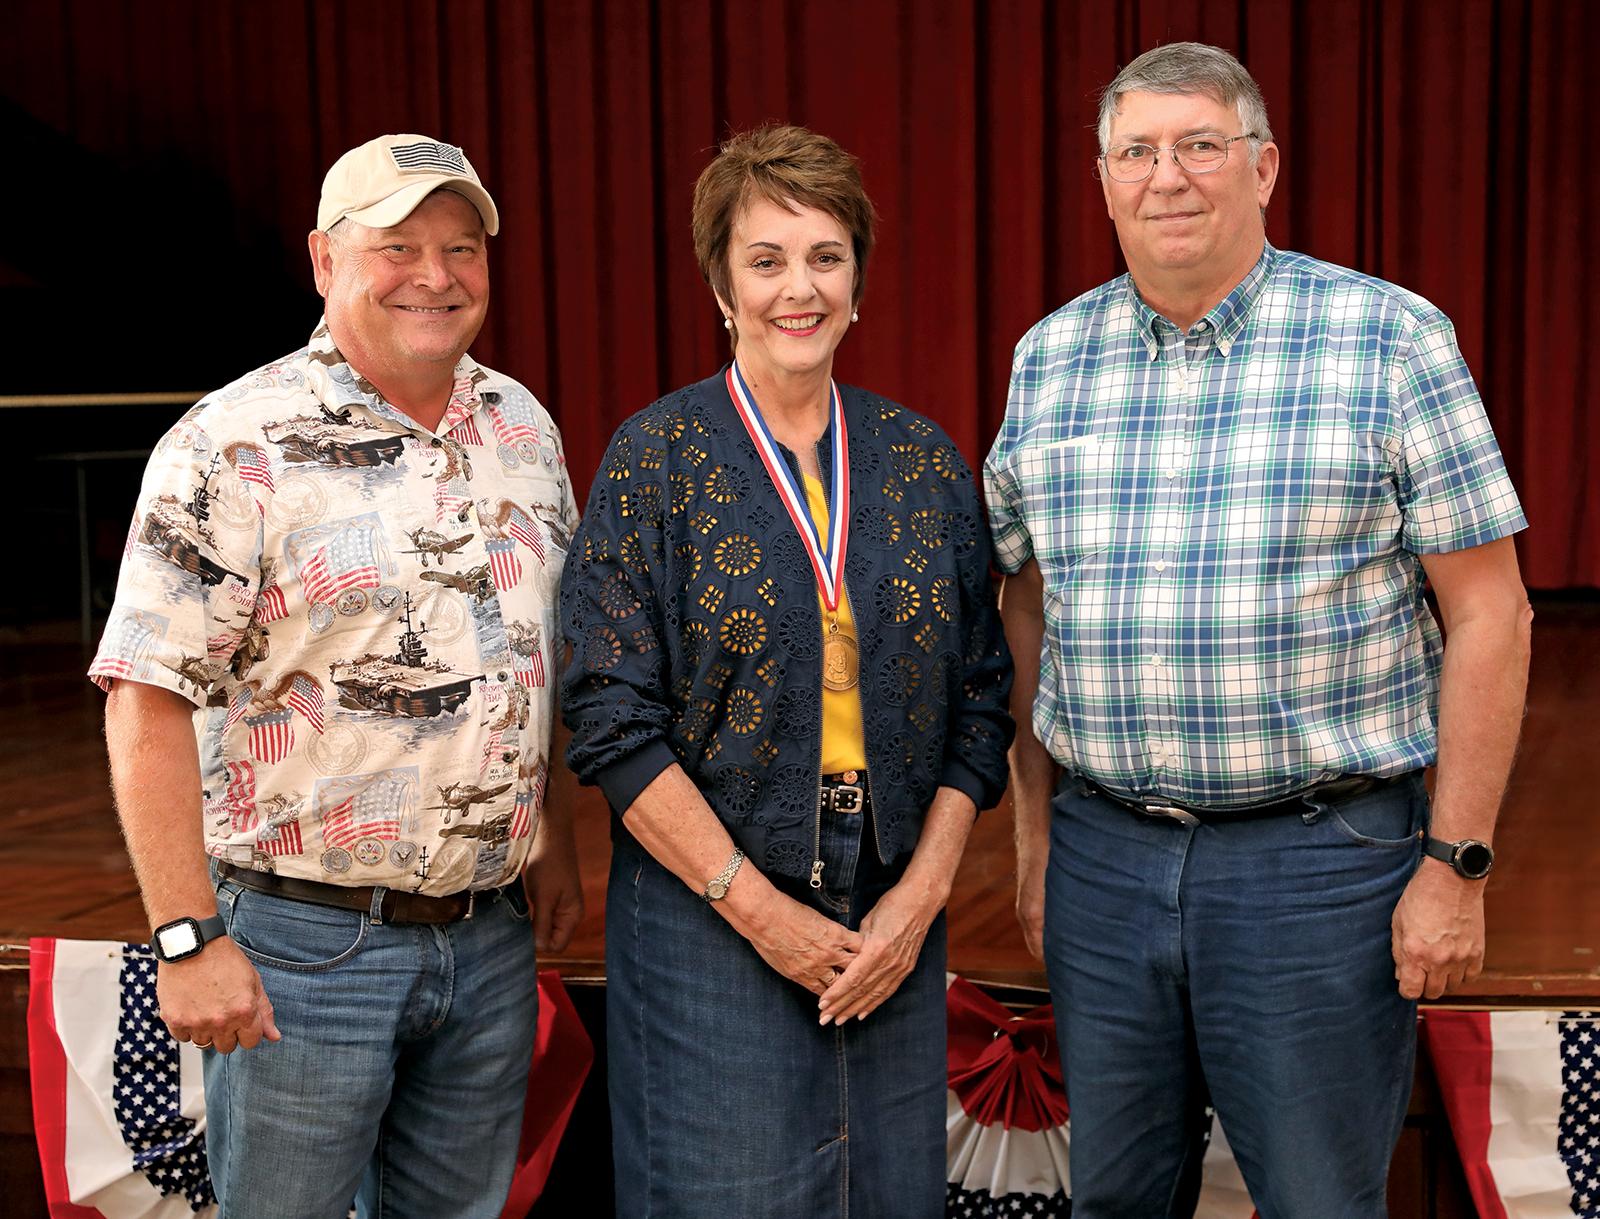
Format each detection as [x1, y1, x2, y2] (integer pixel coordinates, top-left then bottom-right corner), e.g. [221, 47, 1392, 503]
[317, 770, 416, 850]
[244, 707, 294, 764]
[296, 522, 383, 607]
[88, 319, 576, 894]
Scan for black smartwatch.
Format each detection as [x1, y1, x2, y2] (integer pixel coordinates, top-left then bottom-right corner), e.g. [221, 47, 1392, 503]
[150, 915, 228, 963]
[1423, 836, 1495, 880]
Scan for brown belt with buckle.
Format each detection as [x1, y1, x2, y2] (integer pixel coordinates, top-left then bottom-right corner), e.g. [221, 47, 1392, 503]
[218, 863, 501, 925]
[820, 771, 868, 815]
[1078, 773, 1404, 827]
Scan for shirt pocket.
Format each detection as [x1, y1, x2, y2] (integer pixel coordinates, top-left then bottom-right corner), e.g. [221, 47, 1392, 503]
[1016, 434, 1116, 578]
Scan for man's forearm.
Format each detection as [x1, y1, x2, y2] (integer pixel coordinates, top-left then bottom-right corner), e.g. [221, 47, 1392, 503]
[104, 681, 215, 929]
[998, 562, 1057, 862]
[1429, 604, 1532, 842]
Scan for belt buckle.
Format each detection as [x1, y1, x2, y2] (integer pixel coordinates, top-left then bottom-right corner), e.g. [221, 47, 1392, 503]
[1140, 800, 1200, 827]
[830, 784, 864, 814]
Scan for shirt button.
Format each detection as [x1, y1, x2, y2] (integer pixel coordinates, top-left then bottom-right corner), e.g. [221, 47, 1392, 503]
[1165, 467, 1179, 479]
[1153, 561, 1168, 573]
[1149, 654, 1163, 667]
[496, 671, 508, 682]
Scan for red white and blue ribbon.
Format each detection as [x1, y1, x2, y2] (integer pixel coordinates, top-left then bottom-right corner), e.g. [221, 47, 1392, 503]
[724, 361, 850, 611]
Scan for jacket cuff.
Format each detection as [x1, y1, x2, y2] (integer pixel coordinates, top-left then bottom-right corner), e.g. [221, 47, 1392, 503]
[594, 739, 680, 815]
[939, 757, 995, 814]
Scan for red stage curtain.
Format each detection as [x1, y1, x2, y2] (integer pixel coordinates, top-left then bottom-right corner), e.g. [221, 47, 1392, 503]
[3, 0, 1592, 586]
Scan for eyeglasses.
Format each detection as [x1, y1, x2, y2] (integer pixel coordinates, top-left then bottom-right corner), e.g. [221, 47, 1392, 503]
[1099, 133, 1258, 183]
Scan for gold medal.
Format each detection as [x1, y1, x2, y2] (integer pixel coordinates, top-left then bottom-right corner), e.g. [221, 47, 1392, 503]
[822, 625, 858, 691]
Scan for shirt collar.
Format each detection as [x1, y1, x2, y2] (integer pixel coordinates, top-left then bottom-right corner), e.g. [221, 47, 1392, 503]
[303, 317, 491, 435]
[1125, 241, 1278, 360]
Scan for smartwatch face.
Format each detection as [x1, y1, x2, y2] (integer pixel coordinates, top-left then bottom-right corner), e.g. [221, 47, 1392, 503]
[157, 919, 201, 960]
[1455, 841, 1494, 879]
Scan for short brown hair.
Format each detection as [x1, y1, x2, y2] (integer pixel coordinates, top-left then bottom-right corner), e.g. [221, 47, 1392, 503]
[691, 125, 877, 319]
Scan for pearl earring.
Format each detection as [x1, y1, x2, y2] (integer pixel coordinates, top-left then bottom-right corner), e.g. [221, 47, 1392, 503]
[724, 317, 733, 331]
[851, 310, 859, 323]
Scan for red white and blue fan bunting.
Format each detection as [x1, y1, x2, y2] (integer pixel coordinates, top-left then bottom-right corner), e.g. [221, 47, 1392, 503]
[944, 976, 1258, 1218]
[28, 938, 594, 1219]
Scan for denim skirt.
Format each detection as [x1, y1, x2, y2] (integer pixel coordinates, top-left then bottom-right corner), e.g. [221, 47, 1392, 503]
[605, 802, 949, 1218]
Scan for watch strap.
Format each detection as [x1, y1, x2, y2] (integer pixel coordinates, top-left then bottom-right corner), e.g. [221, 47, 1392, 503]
[194, 914, 227, 944]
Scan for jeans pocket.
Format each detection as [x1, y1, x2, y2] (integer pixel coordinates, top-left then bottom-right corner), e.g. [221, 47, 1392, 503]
[1321, 781, 1426, 849]
[221, 883, 369, 972]
[500, 881, 533, 923]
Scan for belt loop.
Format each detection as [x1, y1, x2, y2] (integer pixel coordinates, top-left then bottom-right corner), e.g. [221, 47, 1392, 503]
[368, 885, 388, 926]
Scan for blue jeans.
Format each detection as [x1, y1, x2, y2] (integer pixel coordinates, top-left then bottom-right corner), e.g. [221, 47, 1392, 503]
[203, 876, 539, 1219]
[606, 804, 948, 1218]
[1044, 774, 1426, 1219]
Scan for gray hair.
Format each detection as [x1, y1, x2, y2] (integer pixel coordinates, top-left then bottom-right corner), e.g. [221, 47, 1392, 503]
[1097, 43, 1274, 160]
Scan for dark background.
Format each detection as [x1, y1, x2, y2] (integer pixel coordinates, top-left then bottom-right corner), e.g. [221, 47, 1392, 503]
[3, 0, 1593, 631]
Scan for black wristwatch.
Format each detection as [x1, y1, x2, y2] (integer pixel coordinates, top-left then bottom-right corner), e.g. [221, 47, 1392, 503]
[1423, 836, 1495, 880]
[150, 915, 228, 963]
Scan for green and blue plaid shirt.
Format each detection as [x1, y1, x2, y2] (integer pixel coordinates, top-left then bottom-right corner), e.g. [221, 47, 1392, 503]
[984, 244, 1526, 805]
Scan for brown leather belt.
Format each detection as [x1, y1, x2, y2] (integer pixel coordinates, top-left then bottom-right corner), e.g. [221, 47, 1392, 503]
[1077, 773, 1405, 827]
[218, 863, 506, 925]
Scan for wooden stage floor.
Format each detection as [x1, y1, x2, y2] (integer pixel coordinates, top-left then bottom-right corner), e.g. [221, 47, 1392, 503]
[2, 595, 1596, 1003]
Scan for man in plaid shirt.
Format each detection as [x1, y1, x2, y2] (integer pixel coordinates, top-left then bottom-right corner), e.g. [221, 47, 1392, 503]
[985, 44, 1531, 1217]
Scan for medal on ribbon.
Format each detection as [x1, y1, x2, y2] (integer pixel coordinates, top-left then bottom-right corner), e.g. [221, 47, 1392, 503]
[725, 362, 856, 690]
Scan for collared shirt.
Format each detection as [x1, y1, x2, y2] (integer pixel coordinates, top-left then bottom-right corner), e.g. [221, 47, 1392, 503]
[90, 320, 578, 893]
[984, 244, 1526, 805]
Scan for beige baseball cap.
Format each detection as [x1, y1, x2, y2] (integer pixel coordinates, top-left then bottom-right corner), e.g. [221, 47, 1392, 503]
[317, 134, 500, 235]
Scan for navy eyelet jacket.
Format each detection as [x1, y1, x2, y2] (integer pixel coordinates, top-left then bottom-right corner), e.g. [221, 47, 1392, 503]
[560, 370, 1014, 881]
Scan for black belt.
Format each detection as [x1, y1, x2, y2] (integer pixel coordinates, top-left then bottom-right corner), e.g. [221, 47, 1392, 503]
[1077, 773, 1403, 826]
[218, 863, 506, 925]
[820, 771, 868, 815]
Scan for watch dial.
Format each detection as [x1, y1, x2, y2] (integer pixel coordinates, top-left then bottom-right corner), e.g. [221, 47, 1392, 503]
[161, 923, 200, 957]
[1458, 842, 1493, 877]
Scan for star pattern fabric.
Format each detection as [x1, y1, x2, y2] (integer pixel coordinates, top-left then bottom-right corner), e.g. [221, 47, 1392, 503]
[1561, 1011, 1600, 1217]
[111, 947, 215, 1210]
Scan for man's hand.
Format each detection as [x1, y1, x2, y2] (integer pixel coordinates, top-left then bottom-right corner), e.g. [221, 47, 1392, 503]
[157, 938, 281, 1054]
[524, 815, 585, 954]
[1391, 858, 1486, 1000]
[1015, 848, 1048, 962]
[817, 881, 937, 1024]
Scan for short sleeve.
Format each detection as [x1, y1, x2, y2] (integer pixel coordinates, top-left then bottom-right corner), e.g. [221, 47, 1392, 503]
[1390, 314, 1527, 554]
[983, 339, 1041, 574]
[89, 412, 264, 705]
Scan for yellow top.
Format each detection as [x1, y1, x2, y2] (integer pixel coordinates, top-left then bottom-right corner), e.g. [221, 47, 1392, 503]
[803, 472, 867, 774]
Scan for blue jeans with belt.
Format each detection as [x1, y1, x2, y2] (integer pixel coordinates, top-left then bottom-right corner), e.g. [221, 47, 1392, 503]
[606, 801, 949, 1218]
[203, 876, 539, 1218]
[1044, 772, 1426, 1219]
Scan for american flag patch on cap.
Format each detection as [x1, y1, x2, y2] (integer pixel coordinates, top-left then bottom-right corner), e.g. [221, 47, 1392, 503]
[389, 140, 469, 176]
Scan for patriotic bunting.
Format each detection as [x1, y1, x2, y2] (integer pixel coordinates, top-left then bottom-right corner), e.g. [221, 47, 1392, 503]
[28, 939, 592, 1219]
[1426, 1009, 1600, 1218]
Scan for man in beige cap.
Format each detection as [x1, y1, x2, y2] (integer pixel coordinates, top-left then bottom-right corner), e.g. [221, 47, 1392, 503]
[93, 134, 583, 1217]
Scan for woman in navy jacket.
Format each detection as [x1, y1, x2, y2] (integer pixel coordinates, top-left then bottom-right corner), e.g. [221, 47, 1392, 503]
[560, 124, 1013, 1217]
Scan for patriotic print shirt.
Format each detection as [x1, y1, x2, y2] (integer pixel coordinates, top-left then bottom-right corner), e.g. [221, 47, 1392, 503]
[984, 245, 1527, 805]
[90, 320, 578, 894]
